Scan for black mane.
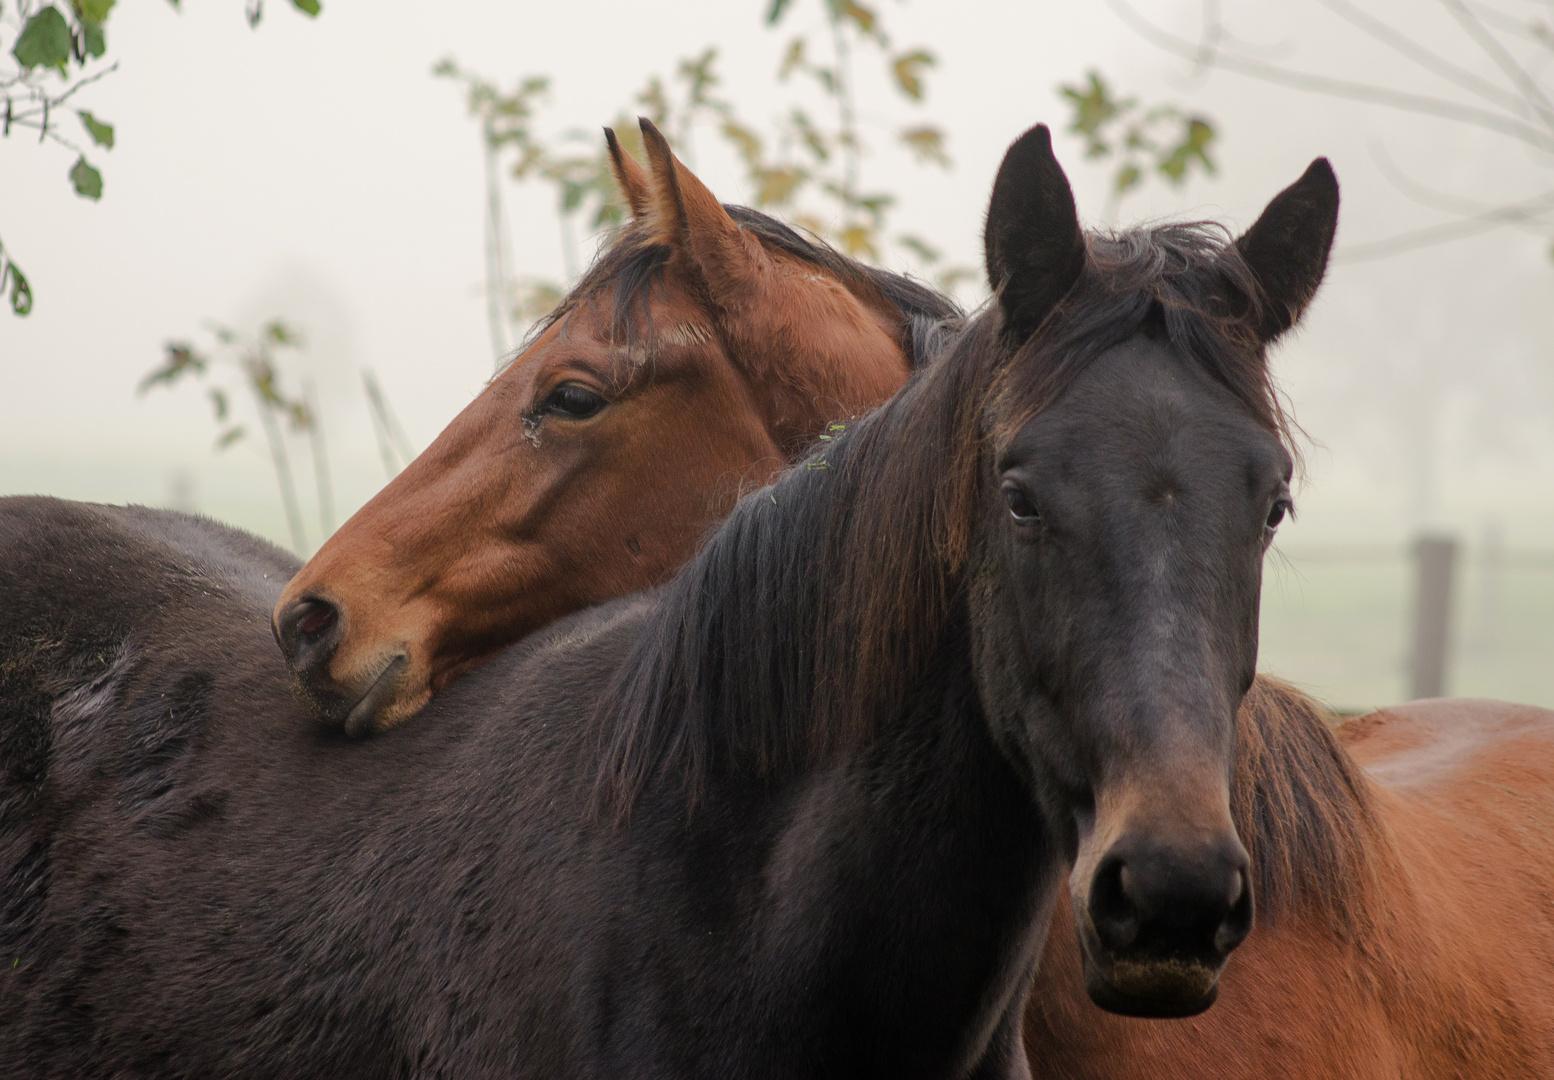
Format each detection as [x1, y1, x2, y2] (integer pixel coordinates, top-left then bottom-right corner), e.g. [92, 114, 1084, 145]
[528, 204, 963, 369]
[593, 220, 1296, 817]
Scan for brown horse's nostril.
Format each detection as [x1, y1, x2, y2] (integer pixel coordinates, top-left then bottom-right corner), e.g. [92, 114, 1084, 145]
[298, 603, 336, 637]
[275, 596, 342, 673]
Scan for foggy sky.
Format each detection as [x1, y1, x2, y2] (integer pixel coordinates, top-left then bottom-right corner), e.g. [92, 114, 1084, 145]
[3, 0, 1552, 555]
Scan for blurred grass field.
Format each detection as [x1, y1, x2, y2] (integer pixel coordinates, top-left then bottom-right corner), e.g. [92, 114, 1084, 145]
[1259, 547, 1554, 712]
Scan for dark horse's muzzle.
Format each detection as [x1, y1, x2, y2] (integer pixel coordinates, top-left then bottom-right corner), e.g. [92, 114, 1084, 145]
[1075, 829, 1253, 1018]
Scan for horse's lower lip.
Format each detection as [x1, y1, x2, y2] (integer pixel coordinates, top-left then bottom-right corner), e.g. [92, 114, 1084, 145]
[1082, 954, 1221, 1018]
[343, 655, 409, 738]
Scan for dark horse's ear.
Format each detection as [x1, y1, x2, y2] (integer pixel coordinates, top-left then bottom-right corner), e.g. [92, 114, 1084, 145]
[1234, 159, 1339, 342]
[984, 124, 1085, 346]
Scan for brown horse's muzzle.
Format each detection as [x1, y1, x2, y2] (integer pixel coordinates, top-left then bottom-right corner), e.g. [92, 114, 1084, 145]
[273, 592, 416, 736]
[1070, 823, 1253, 1018]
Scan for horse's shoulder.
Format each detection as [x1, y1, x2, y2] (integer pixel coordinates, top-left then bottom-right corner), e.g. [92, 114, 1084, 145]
[1338, 698, 1554, 790]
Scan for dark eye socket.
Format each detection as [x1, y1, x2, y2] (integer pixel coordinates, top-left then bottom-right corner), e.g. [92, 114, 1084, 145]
[1266, 498, 1293, 530]
[1002, 482, 1041, 524]
[540, 383, 607, 420]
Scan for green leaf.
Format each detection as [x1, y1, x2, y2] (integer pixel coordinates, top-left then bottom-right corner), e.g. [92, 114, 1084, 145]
[837, 1, 878, 38]
[13, 7, 73, 70]
[215, 427, 246, 450]
[1059, 71, 1133, 157]
[753, 166, 804, 207]
[81, 21, 106, 58]
[899, 125, 949, 166]
[790, 108, 829, 162]
[289, 0, 320, 15]
[1156, 117, 1216, 183]
[262, 320, 301, 346]
[208, 388, 229, 421]
[1113, 163, 1142, 194]
[896, 234, 940, 263]
[1, 242, 33, 317]
[139, 342, 207, 392]
[70, 157, 103, 200]
[73, 0, 115, 24]
[891, 50, 934, 101]
[779, 38, 805, 81]
[78, 111, 114, 148]
[837, 223, 877, 259]
[766, 0, 794, 24]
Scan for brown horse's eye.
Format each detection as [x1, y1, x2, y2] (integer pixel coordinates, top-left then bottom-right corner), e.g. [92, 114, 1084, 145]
[1002, 483, 1041, 524]
[541, 384, 607, 420]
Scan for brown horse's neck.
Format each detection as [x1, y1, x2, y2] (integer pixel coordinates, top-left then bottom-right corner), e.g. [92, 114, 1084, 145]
[717, 282, 918, 457]
[1232, 676, 1399, 937]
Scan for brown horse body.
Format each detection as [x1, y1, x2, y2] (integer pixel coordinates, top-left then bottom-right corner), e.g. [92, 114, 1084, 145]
[1027, 683, 1554, 1078]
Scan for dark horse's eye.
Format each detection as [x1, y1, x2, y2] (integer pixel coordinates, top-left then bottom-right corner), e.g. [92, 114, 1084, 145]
[1266, 499, 1292, 530]
[540, 384, 607, 420]
[1002, 483, 1041, 525]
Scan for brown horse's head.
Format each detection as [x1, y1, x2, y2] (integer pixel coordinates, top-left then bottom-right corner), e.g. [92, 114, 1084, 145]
[274, 119, 948, 734]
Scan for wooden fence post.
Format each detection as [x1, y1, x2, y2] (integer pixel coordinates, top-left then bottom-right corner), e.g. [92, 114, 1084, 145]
[1408, 533, 1459, 700]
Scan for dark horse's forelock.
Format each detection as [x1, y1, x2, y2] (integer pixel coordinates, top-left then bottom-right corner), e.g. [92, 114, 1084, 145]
[521, 204, 962, 369]
[990, 222, 1298, 457]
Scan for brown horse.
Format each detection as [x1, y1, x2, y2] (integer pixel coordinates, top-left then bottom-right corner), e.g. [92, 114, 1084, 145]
[273, 118, 959, 734]
[1025, 679, 1554, 1078]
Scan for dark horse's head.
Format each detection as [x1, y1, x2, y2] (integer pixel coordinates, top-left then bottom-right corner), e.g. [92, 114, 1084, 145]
[971, 128, 1336, 1017]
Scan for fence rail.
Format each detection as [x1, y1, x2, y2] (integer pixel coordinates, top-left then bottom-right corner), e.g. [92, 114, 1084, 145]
[1262, 536, 1554, 709]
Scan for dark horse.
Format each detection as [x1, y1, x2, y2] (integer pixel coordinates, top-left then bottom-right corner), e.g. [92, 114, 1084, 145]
[0, 126, 1325, 1076]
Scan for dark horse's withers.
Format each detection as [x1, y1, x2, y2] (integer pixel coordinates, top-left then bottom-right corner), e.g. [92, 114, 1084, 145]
[0, 126, 1326, 1075]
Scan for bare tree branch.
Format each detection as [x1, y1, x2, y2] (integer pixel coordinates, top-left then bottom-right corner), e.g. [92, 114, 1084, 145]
[1439, 0, 1554, 127]
[1103, 0, 1554, 151]
[1335, 188, 1554, 262]
[1371, 138, 1554, 217]
[1313, 0, 1525, 113]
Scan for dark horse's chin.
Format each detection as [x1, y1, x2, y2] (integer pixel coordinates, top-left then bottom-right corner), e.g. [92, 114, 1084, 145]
[1081, 952, 1223, 1019]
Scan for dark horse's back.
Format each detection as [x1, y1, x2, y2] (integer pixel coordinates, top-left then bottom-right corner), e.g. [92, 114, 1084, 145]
[0, 497, 630, 1078]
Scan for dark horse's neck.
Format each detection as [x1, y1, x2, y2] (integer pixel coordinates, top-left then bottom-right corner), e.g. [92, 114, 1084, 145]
[587, 318, 1052, 1076]
[594, 316, 1002, 816]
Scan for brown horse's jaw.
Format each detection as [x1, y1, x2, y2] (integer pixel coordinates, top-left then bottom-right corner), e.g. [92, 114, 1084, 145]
[343, 654, 411, 738]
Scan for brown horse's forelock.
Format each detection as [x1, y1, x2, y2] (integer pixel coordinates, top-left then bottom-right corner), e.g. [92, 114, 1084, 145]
[516, 205, 962, 371]
[591, 221, 1384, 940]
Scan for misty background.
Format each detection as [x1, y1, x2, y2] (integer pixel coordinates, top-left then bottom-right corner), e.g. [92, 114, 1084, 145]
[3, 0, 1551, 709]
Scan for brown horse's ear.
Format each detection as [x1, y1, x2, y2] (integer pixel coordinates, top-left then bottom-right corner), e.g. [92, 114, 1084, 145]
[605, 127, 652, 219]
[637, 116, 766, 305]
[984, 124, 1086, 347]
[1235, 158, 1339, 343]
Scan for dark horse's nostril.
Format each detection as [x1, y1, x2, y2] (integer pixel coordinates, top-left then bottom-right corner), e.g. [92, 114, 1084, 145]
[277, 596, 341, 669]
[1215, 869, 1254, 955]
[1088, 855, 1141, 953]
